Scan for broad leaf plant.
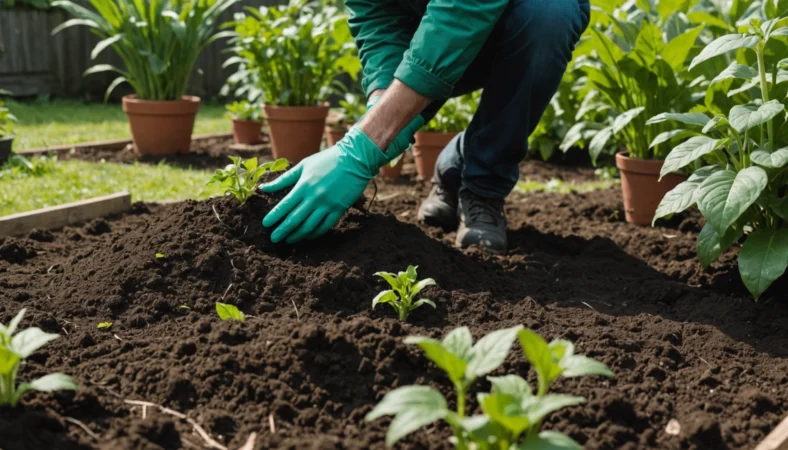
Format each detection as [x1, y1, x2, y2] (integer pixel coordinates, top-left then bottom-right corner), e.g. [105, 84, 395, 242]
[208, 156, 288, 204]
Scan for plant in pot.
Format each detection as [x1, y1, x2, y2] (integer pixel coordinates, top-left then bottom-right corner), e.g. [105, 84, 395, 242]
[414, 92, 476, 181]
[226, 101, 263, 145]
[325, 92, 365, 147]
[651, 16, 788, 300]
[571, 2, 709, 225]
[53, 0, 239, 155]
[226, 0, 361, 164]
[0, 92, 16, 165]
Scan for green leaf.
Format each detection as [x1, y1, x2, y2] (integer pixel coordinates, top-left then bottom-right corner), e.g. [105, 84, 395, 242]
[518, 330, 560, 391]
[697, 222, 744, 268]
[51, 18, 99, 36]
[702, 116, 731, 134]
[589, 126, 614, 163]
[83, 64, 125, 77]
[10, 328, 60, 358]
[518, 431, 583, 450]
[697, 168, 768, 237]
[442, 327, 473, 360]
[729, 101, 786, 133]
[710, 63, 759, 85]
[406, 265, 418, 281]
[413, 299, 436, 310]
[480, 392, 531, 436]
[686, 11, 733, 31]
[104, 76, 128, 103]
[91, 34, 124, 60]
[3, 309, 26, 338]
[646, 112, 710, 127]
[523, 394, 586, 424]
[29, 373, 78, 392]
[612, 107, 645, 134]
[770, 195, 788, 221]
[663, 25, 705, 72]
[372, 290, 398, 309]
[661, 137, 725, 177]
[751, 148, 788, 168]
[653, 166, 720, 224]
[649, 129, 695, 149]
[364, 386, 447, 446]
[411, 278, 436, 296]
[560, 356, 614, 378]
[739, 229, 788, 300]
[97, 322, 113, 330]
[375, 272, 402, 291]
[404, 337, 468, 385]
[0, 347, 21, 375]
[269, 158, 289, 172]
[155, 253, 166, 259]
[466, 325, 523, 378]
[488, 375, 532, 398]
[689, 34, 761, 70]
[215, 302, 245, 322]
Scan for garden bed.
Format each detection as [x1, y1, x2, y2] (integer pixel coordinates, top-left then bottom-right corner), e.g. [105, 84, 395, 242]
[0, 159, 785, 450]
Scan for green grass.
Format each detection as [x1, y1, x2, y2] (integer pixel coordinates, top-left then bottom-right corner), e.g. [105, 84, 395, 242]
[515, 177, 619, 194]
[0, 159, 221, 216]
[7, 99, 229, 150]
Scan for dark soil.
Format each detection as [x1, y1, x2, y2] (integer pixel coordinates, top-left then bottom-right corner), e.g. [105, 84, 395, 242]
[0, 157, 786, 450]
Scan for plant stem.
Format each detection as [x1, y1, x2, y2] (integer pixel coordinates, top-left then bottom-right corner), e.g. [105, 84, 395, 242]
[756, 43, 775, 152]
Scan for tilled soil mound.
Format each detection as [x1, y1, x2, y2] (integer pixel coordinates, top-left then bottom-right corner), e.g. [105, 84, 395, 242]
[0, 165, 786, 450]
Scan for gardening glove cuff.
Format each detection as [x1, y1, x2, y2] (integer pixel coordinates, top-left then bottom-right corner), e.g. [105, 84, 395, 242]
[362, 96, 424, 164]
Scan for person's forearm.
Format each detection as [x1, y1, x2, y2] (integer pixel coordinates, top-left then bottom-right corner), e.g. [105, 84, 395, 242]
[358, 80, 432, 153]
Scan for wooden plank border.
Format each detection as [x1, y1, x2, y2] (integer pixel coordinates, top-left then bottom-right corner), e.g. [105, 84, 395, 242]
[0, 192, 131, 237]
[756, 416, 788, 450]
[16, 132, 234, 156]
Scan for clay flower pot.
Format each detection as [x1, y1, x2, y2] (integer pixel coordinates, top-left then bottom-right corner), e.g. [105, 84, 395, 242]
[0, 135, 13, 164]
[615, 151, 686, 225]
[232, 119, 263, 145]
[122, 95, 200, 155]
[413, 131, 458, 181]
[264, 105, 329, 164]
[379, 157, 404, 180]
[324, 125, 348, 147]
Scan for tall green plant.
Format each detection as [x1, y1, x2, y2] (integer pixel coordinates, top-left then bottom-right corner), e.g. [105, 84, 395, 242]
[0, 92, 16, 139]
[225, 0, 361, 106]
[53, 0, 239, 101]
[651, 15, 788, 300]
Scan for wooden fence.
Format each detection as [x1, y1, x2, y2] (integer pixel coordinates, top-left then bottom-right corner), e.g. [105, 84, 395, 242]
[0, 1, 284, 99]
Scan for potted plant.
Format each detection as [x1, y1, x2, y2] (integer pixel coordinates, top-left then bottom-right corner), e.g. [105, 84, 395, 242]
[227, 0, 360, 164]
[571, 3, 709, 224]
[413, 93, 476, 181]
[54, 0, 239, 155]
[651, 16, 788, 300]
[325, 93, 365, 147]
[226, 101, 263, 145]
[0, 92, 16, 164]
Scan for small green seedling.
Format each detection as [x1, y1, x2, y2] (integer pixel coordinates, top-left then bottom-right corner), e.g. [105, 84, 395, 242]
[155, 253, 166, 259]
[366, 326, 613, 449]
[208, 156, 289, 204]
[0, 309, 77, 407]
[177, 305, 191, 311]
[216, 302, 245, 322]
[97, 322, 113, 330]
[373, 265, 436, 321]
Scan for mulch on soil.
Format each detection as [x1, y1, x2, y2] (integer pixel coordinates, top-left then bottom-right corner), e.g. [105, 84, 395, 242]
[0, 158, 786, 450]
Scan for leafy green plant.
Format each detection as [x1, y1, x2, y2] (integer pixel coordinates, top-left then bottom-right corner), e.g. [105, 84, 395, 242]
[366, 326, 613, 449]
[372, 265, 436, 321]
[53, 0, 240, 101]
[0, 309, 77, 407]
[216, 302, 245, 322]
[0, 155, 57, 180]
[225, 0, 361, 106]
[97, 322, 113, 330]
[226, 100, 262, 122]
[208, 156, 288, 204]
[651, 15, 788, 300]
[0, 92, 17, 139]
[330, 93, 367, 128]
[423, 93, 478, 133]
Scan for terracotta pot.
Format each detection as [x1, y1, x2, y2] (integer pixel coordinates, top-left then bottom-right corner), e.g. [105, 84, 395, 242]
[263, 105, 329, 164]
[615, 152, 686, 225]
[324, 126, 348, 147]
[0, 135, 13, 164]
[378, 156, 404, 180]
[413, 131, 457, 181]
[232, 119, 263, 145]
[122, 95, 200, 155]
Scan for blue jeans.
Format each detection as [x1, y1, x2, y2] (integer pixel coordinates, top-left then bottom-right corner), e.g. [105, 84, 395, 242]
[408, 0, 590, 198]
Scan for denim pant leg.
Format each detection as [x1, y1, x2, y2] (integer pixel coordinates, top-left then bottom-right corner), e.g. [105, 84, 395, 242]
[433, 0, 591, 199]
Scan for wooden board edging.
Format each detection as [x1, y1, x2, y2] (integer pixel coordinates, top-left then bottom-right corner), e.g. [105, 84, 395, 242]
[0, 192, 131, 237]
[16, 132, 233, 156]
[756, 416, 788, 450]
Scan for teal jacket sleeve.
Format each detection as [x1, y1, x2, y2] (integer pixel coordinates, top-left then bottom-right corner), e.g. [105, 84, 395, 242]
[395, 0, 510, 99]
[346, 0, 413, 99]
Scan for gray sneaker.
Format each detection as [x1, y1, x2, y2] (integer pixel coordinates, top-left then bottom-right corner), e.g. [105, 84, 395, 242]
[418, 183, 459, 229]
[456, 190, 507, 254]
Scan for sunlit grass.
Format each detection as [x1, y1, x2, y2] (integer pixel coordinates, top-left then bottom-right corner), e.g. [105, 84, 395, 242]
[7, 99, 230, 150]
[515, 177, 619, 194]
[0, 159, 221, 216]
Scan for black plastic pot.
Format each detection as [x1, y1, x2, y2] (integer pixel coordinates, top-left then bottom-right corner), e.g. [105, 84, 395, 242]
[0, 135, 13, 165]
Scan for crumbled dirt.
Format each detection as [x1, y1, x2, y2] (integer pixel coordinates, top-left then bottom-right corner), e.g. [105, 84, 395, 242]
[0, 158, 785, 450]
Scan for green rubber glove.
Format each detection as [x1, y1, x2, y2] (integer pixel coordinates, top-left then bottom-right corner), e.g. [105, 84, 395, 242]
[260, 115, 423, 244]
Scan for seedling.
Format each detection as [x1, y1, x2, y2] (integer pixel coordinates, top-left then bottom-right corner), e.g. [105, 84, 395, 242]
[155, 253, 166, 259]
[373, 265, 436, 321]
[97, 322, 113, 330]
[208, 156, 288, 204]
[0, 309, 77, 407]
[366, 326, 613, 449]
[216, 302, 245, 322]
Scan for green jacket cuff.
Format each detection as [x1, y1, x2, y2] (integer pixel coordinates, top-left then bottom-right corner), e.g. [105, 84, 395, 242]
[362, 72, 395, 99]
[394, 56, 454, 99]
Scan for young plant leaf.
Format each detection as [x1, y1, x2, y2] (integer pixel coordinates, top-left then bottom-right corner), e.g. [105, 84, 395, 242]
[155, 253, 166, 259]
[97, 322, 113, 330]
[10, 328, 60, 358]
[518, 431, 583, 450]
[372, 290, 398, 309]
[612, 107, 645, 134]
[479, 392, 531, 436]
[518, 330, 560, 393]
[523, 394, 586, 424]
[647, 112, 710, 127]
[28, 373, 78, 393]
[3, 309, 26, 339]
[215, 302, 246, 322]
[702, 116, 731, 134]
[660, 137, 726, 178]
[441, 326, 473, 359]
[697, 222, 745, 268]
[653, 166, 721, 224]
[697, 168, 768, 237]
[588, 126, 614, 163]
[649, 129, 695, 149]
[710, 63, 759, 85]
[405, 336, 468, 385]
[413, 299, 436, 310]
[488, 375, 532, 398]
[364, 385, 448, 447]
[560, 356, 615, 378]
[728, 101, 785, 133]
[738, 229, 788, 300]
[751, 148, 788, 168]
[689, 34, 761, 70]
[466, 325, 524, 378]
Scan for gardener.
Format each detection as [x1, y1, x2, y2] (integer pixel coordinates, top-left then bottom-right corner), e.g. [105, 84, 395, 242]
[261, 0, 590, 253]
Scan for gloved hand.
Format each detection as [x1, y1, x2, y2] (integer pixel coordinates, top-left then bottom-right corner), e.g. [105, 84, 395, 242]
[260, 112, 423, 244]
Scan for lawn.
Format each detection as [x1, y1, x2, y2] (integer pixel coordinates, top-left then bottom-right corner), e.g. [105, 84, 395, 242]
[8, 99, 230, 150]
[0, 158, 221, 216]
